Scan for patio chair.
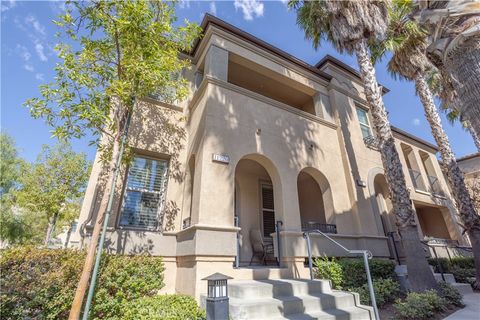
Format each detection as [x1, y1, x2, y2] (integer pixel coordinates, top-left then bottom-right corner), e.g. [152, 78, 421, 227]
[249, 229, 274, 266]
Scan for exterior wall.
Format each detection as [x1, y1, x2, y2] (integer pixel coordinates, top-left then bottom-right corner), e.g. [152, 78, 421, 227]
[75, 20, 471, 299]
[457, 153, 480, 183]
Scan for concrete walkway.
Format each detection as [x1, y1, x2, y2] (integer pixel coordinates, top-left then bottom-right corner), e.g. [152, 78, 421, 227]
[443, 293, 480, 320]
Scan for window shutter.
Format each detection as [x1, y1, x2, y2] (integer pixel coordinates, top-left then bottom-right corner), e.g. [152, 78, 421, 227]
[261, 185, 276, 237]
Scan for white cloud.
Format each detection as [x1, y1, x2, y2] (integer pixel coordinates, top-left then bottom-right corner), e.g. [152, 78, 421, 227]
[209, 2, 217, 16]
[178, 0, 191, 9]
[35, 73, 44, 81]
[234, 0, 264, 21]
[16, 44, 31, 62]
[35, 42, 47, 61]
[24, 64, 34, 72]
[1, 0, 16, 13]
[49, 1, 66, 15]
[25, 15, 46, 36]
[412, 118, 421, 126]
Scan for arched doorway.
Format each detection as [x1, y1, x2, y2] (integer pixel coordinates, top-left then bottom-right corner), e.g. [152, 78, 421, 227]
[297, 168, 335, 233]
[373, 174, 394, 235]
[234, 155, 281, 266]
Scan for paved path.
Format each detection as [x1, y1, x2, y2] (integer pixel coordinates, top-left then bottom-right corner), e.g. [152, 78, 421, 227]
[443, 293, 480, 320]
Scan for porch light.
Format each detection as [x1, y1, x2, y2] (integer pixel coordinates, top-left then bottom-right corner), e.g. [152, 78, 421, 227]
[202, 272, 233, 320]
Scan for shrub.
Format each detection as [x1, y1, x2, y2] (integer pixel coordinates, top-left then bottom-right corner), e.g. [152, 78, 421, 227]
[428, 256, 474, 273]
[122, 295, 206, 320]
[451, 267, 476, 284]
[313, 256, 343, 289]
[0, 246, 165, 319]
[348, 278, 400, 307]
[437, 282, 464, 307]
[394, 290, 445, 320]
[339, 258, 395, 288]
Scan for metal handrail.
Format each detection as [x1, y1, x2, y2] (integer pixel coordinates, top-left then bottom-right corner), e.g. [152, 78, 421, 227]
[303, 230, 379, 320]
[421, 240, 445, 281]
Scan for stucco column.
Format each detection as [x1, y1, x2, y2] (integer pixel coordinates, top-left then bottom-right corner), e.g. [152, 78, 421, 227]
[204, 45, 228, 81]
[313, 92, 335, 123]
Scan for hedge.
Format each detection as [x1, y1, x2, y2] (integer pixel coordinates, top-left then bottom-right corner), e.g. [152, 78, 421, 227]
[428, 256, 475, 284]
[0, 246, 201, 319]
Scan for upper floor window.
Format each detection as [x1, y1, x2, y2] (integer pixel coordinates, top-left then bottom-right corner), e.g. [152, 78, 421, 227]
[119, 156, 169, 230]
[356, 106, 372, 139]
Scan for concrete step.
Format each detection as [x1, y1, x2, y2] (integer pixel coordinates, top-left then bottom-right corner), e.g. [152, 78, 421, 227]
[270, 306, 373, 320]
[434, 273, 456, 283]
[228, 279, 332, 299]
[451, 282, 474, 295]
[228, 279, 373, 320]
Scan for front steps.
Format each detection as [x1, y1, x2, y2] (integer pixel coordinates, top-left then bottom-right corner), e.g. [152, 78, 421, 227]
[228, 279, 374, 320]
[433, 272, 474, 295]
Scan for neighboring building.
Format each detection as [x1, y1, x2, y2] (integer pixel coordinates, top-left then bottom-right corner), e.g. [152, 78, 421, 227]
[51, 220, 80, 249]
[457, 152, 480, 183]
[72, 15, 469, 299]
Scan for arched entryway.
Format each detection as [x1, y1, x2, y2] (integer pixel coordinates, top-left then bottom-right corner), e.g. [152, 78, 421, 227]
[234, 155, 282, 266]
[373, 173, 394, 235]
[297, 168, 335, 233]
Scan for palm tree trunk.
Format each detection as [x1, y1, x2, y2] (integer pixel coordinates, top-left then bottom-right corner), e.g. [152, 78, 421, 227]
[44, 212, 59, 247]
[414, 72, 480, 289]
[444, 37, 480, 143]
[354, 38, 437, 291]
[69, 133, 121, 319]
[465, 121, 480, 152]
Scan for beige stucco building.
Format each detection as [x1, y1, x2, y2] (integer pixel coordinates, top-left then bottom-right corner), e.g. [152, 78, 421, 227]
[73, 15, 470, 299]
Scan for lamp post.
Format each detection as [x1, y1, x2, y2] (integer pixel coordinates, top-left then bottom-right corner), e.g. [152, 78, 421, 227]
[202, 273, 233, 320]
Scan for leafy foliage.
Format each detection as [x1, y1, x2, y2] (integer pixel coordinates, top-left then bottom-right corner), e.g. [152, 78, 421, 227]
[121, 295, 206, 320]
[0, 133, 24, 195]
[0, 246, 166, 320]
[437, 282, 463, 307]
[338, 258, 396, 288]
[428, 257, 475, 273]
[313, 256, 344, 289]
[394, 290, 446, 319]
[347, 278, 400, 307]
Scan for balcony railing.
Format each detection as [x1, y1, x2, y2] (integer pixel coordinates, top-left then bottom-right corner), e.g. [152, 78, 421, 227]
[427, 175, 443, 194]
[301, 222, 337, 234]
[408, 169, 425, 190]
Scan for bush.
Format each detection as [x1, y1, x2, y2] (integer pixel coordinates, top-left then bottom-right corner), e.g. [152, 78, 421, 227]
[338, 258, 395, 288]
[348, 278, 400, 307]
[428, 256, 474, 273]
[394, 290, 445, 320]
[437, 282, 463, 307]
[451, 267, 476, 284]
[0, 246, 165, 319]
[122, 295, 206, 320]
[313, 256, 343, 289]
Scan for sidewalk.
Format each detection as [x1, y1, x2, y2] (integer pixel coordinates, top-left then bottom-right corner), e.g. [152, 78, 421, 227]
[443, 293, 480, 320]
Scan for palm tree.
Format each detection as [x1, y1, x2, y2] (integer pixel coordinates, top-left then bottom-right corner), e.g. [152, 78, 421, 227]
[426, 70, 480, 152]
[372, 0, 480, 290]
[289, 0, 437, 291]
[412, 0, 480, 143]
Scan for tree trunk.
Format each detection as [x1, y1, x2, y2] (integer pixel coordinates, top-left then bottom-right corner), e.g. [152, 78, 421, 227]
[69, 134, 121, 320]
[467, 228, 480, 290]
[414, 72, 480, 287]
[444, 37, 480, 143]
[44, 212, 59, 247]
[354, 39, 437, 291]
[465, 122, 480, 153]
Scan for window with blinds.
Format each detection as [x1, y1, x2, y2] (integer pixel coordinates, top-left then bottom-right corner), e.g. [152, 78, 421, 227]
[261, 183, 275, 238]
[356, 106, 372, 139]
[119, 156, 169, 230]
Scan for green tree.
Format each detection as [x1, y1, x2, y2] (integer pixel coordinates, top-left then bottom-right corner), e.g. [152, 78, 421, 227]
[0, 133, 27, 245]
[290, 0, 437, 291]
[24, 1, 201, 318]
[371, 0, 480, 290]
[15, 142, 90, 247]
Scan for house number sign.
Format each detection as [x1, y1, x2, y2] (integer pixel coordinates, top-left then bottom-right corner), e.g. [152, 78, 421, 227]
[212, 153, 230, 164]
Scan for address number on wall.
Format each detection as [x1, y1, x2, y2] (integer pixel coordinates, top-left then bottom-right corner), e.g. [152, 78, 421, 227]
[212, 153, 230, 164]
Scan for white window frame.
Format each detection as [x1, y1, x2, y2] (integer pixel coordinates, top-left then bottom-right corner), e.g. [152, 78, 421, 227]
[356, 105, 372, 139]
[118, 155, 169, 231]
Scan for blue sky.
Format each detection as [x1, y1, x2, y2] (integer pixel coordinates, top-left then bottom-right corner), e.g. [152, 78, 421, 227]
[1, 0, 476, 163]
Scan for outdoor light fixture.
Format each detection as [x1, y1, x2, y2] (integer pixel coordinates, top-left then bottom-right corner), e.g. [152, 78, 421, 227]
[202, 272, 233, 320]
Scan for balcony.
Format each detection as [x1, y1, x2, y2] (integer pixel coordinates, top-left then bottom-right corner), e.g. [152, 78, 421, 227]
[301, 221, 337, 234]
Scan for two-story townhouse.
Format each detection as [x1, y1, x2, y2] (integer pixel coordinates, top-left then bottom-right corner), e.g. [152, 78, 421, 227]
[72, 15, 469, 300]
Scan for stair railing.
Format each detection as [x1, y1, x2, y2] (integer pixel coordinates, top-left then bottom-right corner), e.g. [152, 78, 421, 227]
[303, 230, 379, 320]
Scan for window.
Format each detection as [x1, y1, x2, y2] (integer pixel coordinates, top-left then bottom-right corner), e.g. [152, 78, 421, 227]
[119, 156, 169, 230]
[356, 106, 372, 139]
